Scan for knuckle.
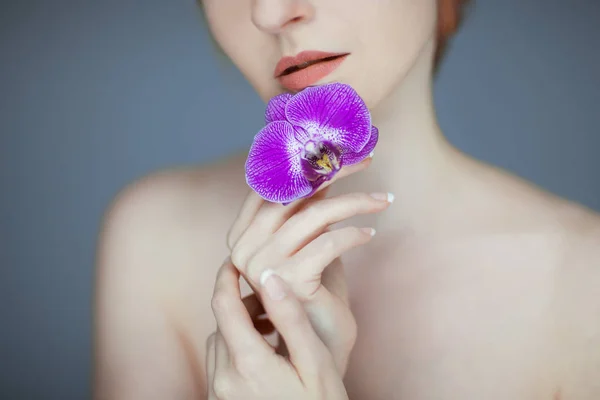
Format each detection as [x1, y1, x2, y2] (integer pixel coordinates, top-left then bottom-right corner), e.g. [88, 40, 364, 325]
[230, 245, 248, 272]
[232, 352, 265, 377]
[225, 229, 236, 251]
[205, 332, 217, 351]
[319, 232, 338, 252]
[212, 375, 234, 399]
[344, 318, 358, 349]
[302, 203, 323, 220]
[211, 292, 231, 315]
[298, 203, 318, 224]
[245, 256, 264, 283]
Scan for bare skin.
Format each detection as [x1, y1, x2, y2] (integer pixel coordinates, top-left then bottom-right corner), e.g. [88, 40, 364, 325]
[94, 1, 600, 399]
[93, 146, 600, 400]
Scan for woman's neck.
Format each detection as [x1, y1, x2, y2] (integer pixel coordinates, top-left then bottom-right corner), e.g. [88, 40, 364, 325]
[358, 39, 471, 229]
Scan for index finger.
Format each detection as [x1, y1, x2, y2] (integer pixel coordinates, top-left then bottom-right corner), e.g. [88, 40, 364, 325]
[211, 258, 271, 356]
[228, 156, 373, 251]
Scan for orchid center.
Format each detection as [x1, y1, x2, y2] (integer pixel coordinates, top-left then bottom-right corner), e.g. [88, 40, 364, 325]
[300, 140, 341, 181]
[316, 153, 334, 172]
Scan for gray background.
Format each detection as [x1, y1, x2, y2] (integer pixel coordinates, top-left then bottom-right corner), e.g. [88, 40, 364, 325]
[1, 0, 599, 398]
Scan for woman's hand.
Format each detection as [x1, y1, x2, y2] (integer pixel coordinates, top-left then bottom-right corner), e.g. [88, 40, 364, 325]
[206, 259, 350, 400]
[227, 157, 392, 373]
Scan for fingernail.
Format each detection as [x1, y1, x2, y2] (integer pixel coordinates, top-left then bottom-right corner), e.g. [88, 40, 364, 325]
[260, 269, 286, 301]
[370, 192, 395, 203]
[361, 227, 376, 236]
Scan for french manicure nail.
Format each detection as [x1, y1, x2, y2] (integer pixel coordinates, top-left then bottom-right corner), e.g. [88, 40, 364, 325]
[260, 269, 286, 301]
[370, 192, 395, 203]
[361, 227, 376, 236]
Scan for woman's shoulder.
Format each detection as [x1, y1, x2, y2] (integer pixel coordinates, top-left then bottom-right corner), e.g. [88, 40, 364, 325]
[102, 151, 249, 233]
[467, 161, 600, 283]
[95, 151, 250, 291]
[545, 201, 600, 397]
[93, 153, 251, 397]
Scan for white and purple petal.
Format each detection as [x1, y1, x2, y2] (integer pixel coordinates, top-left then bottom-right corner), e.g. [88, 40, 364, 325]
[265, 93, 293, 124]
[284, 83, 371, 153]
[341, 125, 379, 166]
[245, 121, 312, 203]
[292, 126, 312, 144]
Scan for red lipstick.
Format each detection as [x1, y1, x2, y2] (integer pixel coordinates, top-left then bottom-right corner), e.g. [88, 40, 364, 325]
[274, 51, 349, 91]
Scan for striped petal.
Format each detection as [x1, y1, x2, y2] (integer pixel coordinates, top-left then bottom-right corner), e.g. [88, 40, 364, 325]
[245, 121, 312, 203]
[285, 83, 371, 153]
[341, 125, 379, 166]
[265, 93, 293, 124]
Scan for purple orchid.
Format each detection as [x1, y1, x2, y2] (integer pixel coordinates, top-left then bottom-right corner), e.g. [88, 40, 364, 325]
[245, 83, 378, 204]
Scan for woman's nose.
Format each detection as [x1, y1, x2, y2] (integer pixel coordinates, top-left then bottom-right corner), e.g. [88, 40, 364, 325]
[251, 0, 314, 34]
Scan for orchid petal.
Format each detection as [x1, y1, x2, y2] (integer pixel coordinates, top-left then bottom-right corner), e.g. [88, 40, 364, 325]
[281, 177, 327, 206]
[341, 126, 379, 166]
[245, 121, 312, 203]
[285, 83, 371, 152]
[265, 93, 293, 124]
[293, 126, 312, 144]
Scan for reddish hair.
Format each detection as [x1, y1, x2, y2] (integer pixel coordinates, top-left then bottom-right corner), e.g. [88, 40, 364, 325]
[435, 0, 471, 70]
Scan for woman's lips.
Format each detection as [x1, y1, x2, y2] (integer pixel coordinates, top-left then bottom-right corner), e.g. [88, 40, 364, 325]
[274, 51, 349, 91]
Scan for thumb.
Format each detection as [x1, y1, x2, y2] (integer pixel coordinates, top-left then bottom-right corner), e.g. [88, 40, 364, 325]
[258, 269, 333, 375]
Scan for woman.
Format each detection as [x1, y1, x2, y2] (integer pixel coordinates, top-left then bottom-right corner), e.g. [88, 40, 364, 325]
[93, 0, 600, 399]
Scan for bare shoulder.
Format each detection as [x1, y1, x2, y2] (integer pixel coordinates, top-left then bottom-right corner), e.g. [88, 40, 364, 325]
[96, 151, 249, 295]
[549, 204, 600, 399]
[474, 165, 600, 397]
[495, 183, 600, 398]
[93, 152, 249, 399]
[551, 197, 600, 279]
